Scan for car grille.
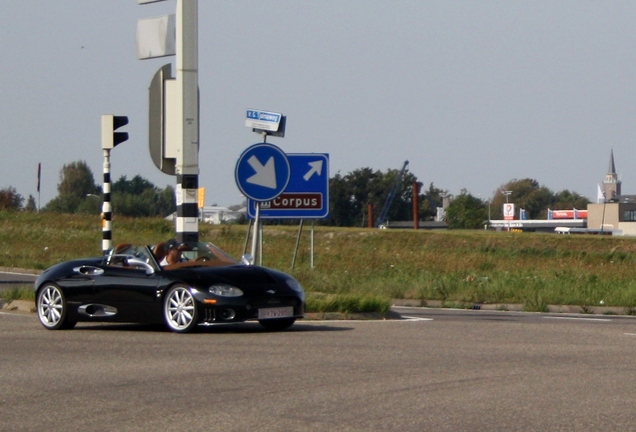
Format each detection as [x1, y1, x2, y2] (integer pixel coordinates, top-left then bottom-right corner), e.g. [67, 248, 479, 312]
[203, 307, 216, 323]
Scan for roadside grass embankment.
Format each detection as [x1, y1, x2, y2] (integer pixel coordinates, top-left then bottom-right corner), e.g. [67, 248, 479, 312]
[3, 211, 636, 314]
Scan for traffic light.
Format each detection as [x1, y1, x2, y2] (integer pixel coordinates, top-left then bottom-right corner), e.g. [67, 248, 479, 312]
[101, 115, 129, 149]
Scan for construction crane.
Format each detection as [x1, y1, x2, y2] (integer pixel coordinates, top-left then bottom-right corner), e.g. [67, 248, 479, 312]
[375, 160, 409, 228]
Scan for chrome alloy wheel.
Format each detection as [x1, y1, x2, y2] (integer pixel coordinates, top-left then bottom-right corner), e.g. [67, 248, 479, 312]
[164, 285, 198, 333]
[37, 284, 74, 330]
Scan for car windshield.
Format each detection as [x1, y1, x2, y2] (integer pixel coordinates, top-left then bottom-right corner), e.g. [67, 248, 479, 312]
[104, 242, 240, 270]
[149, 240, 239, 270]
[179, 242, 239, 265]
[104, 243, 157, 269]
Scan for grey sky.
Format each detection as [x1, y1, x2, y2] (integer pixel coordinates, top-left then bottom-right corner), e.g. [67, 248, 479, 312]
[2, 1, 634, 208]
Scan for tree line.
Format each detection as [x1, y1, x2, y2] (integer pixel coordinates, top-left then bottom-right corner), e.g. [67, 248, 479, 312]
[1, 160, 590, 228]
[0, 161, 175, 217]
[327, 170, 589, 229]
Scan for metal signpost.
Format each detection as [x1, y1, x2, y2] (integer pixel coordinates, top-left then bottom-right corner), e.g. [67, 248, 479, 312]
[235, 142, 290, 263]
[138, 0, 200, 243]
[246, 153, 330, 268]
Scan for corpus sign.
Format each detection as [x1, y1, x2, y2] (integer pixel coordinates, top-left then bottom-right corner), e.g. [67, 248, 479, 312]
[248, 153, 329, 219]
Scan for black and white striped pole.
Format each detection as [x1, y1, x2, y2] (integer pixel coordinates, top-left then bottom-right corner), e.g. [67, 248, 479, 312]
[101, 114, 129, 254]
[174, 0, 199, 243]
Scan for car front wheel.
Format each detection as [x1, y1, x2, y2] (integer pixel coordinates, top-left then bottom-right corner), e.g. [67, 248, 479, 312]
[259, 317, 296, 331]
[163, 285, 198, 333]
[37, 284, 76, 330]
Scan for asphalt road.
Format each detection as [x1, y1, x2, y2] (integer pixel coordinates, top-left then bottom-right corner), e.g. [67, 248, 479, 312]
[2, 307, 636, 431]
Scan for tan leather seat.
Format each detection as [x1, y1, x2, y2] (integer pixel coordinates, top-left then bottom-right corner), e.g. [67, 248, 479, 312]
[114, 243, 133, 254]
[153, 242, 168, 263]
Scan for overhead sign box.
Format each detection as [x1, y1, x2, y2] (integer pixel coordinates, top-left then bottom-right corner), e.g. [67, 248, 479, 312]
[136, 14, 176, 60]
[245, 109, 282, 132]
[148, 64, 176, 175]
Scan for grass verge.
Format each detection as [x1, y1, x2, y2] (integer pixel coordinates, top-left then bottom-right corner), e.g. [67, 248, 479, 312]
[5, 211, 636, 313]
[306, 292, 392, 315]
[1, 286, 35, 302]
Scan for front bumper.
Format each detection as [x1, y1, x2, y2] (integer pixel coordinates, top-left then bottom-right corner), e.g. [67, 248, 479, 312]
[195, 294, 304, 324]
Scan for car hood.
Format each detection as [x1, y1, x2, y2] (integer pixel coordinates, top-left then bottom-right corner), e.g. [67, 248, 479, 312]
[163, 265, 292, 289]
[36, 257, 104, 287]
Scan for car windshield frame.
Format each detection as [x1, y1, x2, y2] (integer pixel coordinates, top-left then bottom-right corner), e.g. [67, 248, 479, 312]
[104, 242, 241, 271]
[161, 241, 239, 269]
[103, 244, 160, 271]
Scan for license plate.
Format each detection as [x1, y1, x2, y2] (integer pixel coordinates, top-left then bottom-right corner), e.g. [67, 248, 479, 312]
[258, 307, 293, 319]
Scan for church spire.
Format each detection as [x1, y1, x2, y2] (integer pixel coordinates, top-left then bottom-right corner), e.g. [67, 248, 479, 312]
[603, 149, 621, 200]
[608, 148, 616, 175]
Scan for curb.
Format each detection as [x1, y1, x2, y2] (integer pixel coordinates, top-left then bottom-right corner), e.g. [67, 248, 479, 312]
[391, 298, 635, 316]
[304, 310, 403, 321]
[0, 299, 35, 313]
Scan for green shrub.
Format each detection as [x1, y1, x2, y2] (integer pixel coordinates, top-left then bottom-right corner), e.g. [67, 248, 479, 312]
[306, 293, 391, 314]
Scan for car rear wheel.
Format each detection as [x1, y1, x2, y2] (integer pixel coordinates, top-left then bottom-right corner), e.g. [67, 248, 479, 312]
[37, 283, 76, 330]
[259, 317, 296, 331]
[164, 285, 198, 333]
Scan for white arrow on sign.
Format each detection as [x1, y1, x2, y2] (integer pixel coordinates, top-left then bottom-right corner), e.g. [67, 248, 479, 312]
[303, 160, 324, 181]
[246, 155, 277, 189]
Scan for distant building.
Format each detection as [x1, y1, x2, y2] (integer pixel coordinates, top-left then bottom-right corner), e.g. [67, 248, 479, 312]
[587, 150, 636, 235]
[478, 150, 636, 235]
[587, 201, 636, 235]
[165, 206, 246, 225]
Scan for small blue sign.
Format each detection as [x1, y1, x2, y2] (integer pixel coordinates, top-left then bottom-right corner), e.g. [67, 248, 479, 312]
[245, 109, 282, 132]
[235, 143, 290, 202]
[247, 153, 329, 219]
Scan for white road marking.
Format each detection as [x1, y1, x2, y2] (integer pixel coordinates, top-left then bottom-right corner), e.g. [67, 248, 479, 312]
[401, 316, 434, 321]
[306, 316, 433, 323]
[543, 316, 612, 322]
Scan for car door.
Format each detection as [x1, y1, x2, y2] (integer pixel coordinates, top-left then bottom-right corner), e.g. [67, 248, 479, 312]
[59, 264, 100, 304]
[91, 264, 162, 322]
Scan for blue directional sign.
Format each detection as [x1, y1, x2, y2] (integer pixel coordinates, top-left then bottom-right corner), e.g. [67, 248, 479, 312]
[247, 153, 329, 219]
[235, 143, 290, 202]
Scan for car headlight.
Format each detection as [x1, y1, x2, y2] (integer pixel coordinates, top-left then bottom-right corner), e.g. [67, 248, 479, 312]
[208, 284, 244, 297]
[285, 278, 304, 293]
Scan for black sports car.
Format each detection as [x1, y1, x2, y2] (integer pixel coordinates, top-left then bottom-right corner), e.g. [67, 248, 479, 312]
[34, 242, 305, 333]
